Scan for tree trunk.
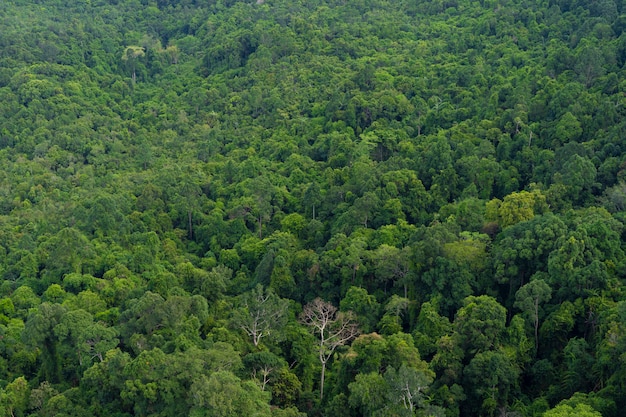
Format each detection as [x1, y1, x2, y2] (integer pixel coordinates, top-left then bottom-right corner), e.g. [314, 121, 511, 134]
[534, 297, 539, 350]
[320, 361, 326, 400]
[188, 210, 193, 240]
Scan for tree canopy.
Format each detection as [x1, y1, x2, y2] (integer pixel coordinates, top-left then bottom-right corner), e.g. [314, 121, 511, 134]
[0, 0, 625, 416]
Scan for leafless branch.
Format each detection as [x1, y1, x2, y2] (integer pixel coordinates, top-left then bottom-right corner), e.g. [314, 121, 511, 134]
[300, 298, 359, 399]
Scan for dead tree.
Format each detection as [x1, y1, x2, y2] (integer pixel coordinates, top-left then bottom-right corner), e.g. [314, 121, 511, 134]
[300, 298, 359, 399]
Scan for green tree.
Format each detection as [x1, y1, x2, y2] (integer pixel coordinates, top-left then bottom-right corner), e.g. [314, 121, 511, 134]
[547, 225, 615, 302]
[543, 403, 602, 417]
[23, 302, 66, 382]
[554, 155, 598, 205]
[122, 45, 145, 84]
[385, 364, 437, 416]
[495, 190, 548, 229]
[413, 301, 452, 358]
[491, 214, 566, 305]
[10, 286, 40, 318]
[54, 308, 119, 369]
[249, 175, 276, 239]
[243, 351, 286, 391]
[0, 376, 29, 417]
[339, 286, 380, 333]
[378, 295, 410, 335]
[514, 278, 552, 350]
[419, 256, 475, 318]
[348, 371, 387, 417]
[175, 176, 204, 240]
[38, 228, 94, 285]
[231, 284, 289, 348]
[454, 295, 507, 354]
[553, 112, 583, 144]
[188, 371, 272, 417]
[302, 182, 323, 220]
[463, 350, 520, 417]
[369, 244, 413, 297]
[271, 368, 303, 409]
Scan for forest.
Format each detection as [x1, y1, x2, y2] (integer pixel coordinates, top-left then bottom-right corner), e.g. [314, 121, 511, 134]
[0, 0, 626, 415]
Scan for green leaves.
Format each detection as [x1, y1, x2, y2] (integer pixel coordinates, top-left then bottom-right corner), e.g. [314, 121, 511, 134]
[1, 0, 626, 415]
[543, 403, 602, 417]
[348, 363, 438, 417]
[454, 295, 507, 354]
[0, 376, 29, 417]
[348, 371, 387, 417]
[188, 371, 271, 417]
[231, 284, 289, 347]
[514, 279, 552, 349]
[463, 350, 519, 416]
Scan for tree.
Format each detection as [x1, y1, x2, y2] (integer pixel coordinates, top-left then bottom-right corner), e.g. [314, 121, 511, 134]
[249, 175, 275, 239]
[543, 403, 602, 417]
[300, 298, 359, 399]
[176, 176, 203, 240]
[345, 333, 389, 376]
[553, 155, 597, 205]
[320, 234, 368, 297]
[242, 351, 285, 391]
[348, 371, 388, 417]
[385, 364, 436, 416]
[303, 182, 322, 220]
[454, 295, 507, 355]
[271, 369, 303, 409]
[514, 278, 552, 350]
[369, 244, 413, 297]
[0, 376, 29, 417]
[547, 228, 614, 302]
[23, 302, 66, 382]
[495, 190, 548, 229]
[82, 348, 131, 410]
[553, 112, 583, 144]
[231, 284, 289, 348]
[491, 214, 566, 305]
[463, 350, 520, 416]
[419, 255, 476, 318]
[339, 286, 380, 333]
[10, 286, 40, 318]
[122, 45, 145, 84]
[38, 227, 94, 286]
[379, 295, 410, 335]
[55, 309, 119, 368]
[414, 301, 452, 358]
[188, 370, 272, 417]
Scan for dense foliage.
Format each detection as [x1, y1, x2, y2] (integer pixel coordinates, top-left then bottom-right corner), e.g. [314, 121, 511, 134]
[1, 0, 626, 415]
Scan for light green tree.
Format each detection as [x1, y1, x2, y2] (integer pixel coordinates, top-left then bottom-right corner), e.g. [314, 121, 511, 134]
[543, 403, 602, 417]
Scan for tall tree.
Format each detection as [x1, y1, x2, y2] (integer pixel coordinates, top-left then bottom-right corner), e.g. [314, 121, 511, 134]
[385, 364, 440, 417]
[231, 284, 289, 348]
[514, 278, 552, 350]
[300, 298, 359, 400]
[122, 45, 145, 84]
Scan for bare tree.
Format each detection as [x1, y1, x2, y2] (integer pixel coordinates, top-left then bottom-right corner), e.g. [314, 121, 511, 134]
[232, 284, 289, 347]
[300, 298, 359, 399]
